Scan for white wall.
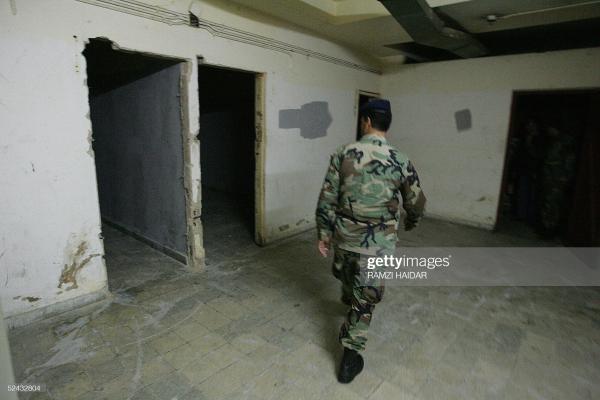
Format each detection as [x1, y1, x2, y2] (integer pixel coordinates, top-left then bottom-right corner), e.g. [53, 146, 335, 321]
[381, 48, 600, 228]
[0, 0, 379, 322]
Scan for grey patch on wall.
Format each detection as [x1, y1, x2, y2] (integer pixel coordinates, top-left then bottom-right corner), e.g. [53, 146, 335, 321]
[279, 101, 333, 139]
[455, 109, 472, 131]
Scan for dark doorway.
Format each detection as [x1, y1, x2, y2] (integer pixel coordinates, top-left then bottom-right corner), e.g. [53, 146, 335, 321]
[356, 92, 379, 140]
[497, 89, 600, 246]
[84, 39, 188, 290]
[198, 65, 256, 256]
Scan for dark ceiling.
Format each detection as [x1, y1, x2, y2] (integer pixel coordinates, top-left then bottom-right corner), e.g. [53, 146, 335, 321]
[387, 15, 600, 63]
[475, 16, 600, 56]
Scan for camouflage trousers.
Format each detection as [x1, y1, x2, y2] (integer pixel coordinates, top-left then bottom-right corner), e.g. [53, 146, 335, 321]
[332, 247, 385, 352]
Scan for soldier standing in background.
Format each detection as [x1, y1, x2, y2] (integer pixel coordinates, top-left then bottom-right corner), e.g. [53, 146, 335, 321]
[315, 99, 426, 383]
[516, 119, 544, 224]
[539, 125, 576, 237]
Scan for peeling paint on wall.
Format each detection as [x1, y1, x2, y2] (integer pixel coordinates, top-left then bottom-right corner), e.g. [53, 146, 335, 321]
[58, 241, 101, 291]
[180, 62, 204, 270]
[86, 129, 94, 158]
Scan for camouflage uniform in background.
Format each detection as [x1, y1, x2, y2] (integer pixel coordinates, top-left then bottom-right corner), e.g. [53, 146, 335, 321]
[316, 133, 426, 351]
[540, 130, 576, 234]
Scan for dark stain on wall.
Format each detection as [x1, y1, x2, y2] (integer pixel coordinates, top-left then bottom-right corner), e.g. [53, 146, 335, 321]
[58, 241, 100, 291]
[296, 218, 308, 226]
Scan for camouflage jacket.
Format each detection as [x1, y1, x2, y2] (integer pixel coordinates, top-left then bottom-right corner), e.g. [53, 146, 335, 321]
[316, 133, 426, 255]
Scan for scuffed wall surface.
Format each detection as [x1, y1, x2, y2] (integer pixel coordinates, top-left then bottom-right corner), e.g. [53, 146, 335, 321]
[0, 10, 109, 319]
[264, 81, 367, 240]
[0, 0, 379, 319]
[381, 48, 600, 228]
[91, 64, 187, 255]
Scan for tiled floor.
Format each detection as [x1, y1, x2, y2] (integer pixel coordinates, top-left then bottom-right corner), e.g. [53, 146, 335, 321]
[8, 218, 600, 400]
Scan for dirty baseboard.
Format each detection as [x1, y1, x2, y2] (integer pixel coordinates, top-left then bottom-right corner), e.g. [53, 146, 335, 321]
[102, 217, 187, 264]
[267, 221, 316, 244]
[4, 287, 111, 330]
[424, 213, 495, 230]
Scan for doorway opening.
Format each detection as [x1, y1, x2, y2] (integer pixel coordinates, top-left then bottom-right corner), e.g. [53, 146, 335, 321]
[198, 64, 263, 258]
[356, 91, 380, 140]
[84, 39, 189, 291]
[497, 89, 600, 245]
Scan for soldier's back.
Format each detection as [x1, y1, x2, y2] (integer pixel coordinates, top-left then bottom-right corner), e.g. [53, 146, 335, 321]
[332, 134, 411, 254]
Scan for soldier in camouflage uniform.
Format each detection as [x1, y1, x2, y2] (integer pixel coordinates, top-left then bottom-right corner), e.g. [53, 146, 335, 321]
[316, 99, 426, 383]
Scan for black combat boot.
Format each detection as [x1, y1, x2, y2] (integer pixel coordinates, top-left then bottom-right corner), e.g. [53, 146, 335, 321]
[337, 347, 364, 383]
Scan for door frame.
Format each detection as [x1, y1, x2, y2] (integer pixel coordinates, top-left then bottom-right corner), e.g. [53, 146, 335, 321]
[84, 38, 197, 265]
[355, 90, 380, 139]
[196, 62, 267, 246]
[180, 61, 204, 270]
[355, 89, 380, 114]
[254, 73, 267, 245]
[493, 87, 600, 231]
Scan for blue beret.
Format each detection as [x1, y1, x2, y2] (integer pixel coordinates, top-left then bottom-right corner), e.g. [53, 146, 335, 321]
[360, 98, 391, 114]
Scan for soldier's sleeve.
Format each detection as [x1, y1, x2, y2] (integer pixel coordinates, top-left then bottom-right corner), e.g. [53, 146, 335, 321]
[399, 160, 426, 231]
[316, 149, 342, 241]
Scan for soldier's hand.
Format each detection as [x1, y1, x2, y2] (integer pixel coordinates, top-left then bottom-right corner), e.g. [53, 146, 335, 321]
[318, 239, 330, 257]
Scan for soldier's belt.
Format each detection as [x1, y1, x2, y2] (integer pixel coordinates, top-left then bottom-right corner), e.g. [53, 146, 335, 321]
[336, 213, 396, 226]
